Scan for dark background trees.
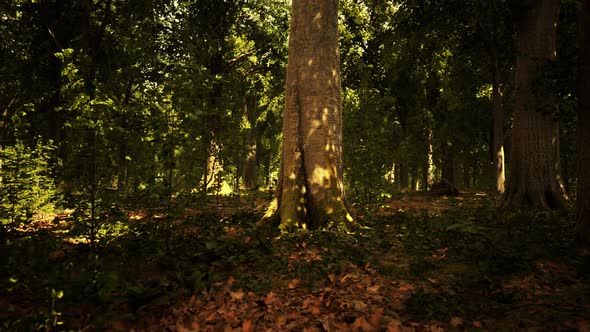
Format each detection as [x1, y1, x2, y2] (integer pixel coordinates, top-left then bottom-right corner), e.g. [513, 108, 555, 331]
[1, 0, 585, 217]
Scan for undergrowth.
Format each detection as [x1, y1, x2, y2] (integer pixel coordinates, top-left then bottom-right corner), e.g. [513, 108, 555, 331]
[1, 194, 588, 330]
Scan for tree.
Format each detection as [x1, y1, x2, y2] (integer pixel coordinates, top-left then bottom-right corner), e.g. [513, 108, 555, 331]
[577, 0, 590, 243]
[259, 0, 356, 231]
[504, 0, 568, 209]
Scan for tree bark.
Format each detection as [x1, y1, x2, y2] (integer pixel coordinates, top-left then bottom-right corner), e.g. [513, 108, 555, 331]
[462, 161, 470, 189]
[491, 53, 506, 194]
[504, 0, 568, 209]
[441, 142, 455, 185]
[577, 0, 590, 243]
[422, 125, 433, 191]
[399, 160, 409, 192]
[242, 96, 258, 190]
[259, 0, 356, 231]
[410, 165, 419, 191]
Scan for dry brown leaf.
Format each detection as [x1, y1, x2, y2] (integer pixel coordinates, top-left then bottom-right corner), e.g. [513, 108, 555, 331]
[230, 289, 245, 301]
[450, 317, 463, 327]
[242, 320, 254, 332]
[328, 273, 337, 284]
[352, 316, 375, 332]
[369, 308, 384, 327]
[288, 279, 300, 289]
[310, 305, 321, 315]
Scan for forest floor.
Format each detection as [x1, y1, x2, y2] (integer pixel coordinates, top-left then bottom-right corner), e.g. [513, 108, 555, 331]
[2, 190, 590, 331]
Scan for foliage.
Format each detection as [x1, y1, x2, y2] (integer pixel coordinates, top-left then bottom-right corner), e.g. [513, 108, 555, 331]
[0, 140, 56, 230]
[0, 0, 588, 330]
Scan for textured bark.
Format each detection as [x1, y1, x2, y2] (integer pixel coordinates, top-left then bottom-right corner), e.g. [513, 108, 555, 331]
[577, 0, 590, 243]
[422, 127, 434, 191]
[505, 0, 568, 209]
[259, 0, 355, 231]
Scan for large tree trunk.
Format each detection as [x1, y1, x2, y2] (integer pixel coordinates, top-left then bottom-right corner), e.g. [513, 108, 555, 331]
[504, 0, 568, 209]
[259, 0, 356, 231]
[577, 0, 590, 243]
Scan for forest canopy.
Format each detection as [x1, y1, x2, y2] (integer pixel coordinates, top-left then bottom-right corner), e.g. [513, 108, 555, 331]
[1, 0, 589, 330]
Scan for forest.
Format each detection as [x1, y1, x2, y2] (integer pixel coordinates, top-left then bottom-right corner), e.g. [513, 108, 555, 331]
[1, 0, 590, 330]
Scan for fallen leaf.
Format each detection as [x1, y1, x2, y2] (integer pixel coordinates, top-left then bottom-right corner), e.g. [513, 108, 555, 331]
[367, 285, 380, 293]
[288, 279, 300, 289]
[205, 311, 217, 322]
[426, 278, 439, 284]
[352, 316, 375, 331]
[242, 320, 254, 332]
[328, 273, 337, 284]
[369, 308, 384, 327]
[310, 305, 321, 315]
[450, 317, 463, 327]
[473, 321, 482, 328]
[265, 291, 275, 305]
[230, 289, 245, 301]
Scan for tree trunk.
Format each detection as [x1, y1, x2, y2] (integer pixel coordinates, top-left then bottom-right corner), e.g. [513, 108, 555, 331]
[422, 127, 433, 191]
[577, 0, 590, 243]
[399, 160, 409, 192]
[462, 161, 470, 189]
[242, 133, 258, 190]
[242, 97, 258, 190]
[410, 165, 419, 191]
[441, 142, 455, 185]
[491, 53, 506, 194]
[259, 0, 356, 231]
[505, 0, 568, 209]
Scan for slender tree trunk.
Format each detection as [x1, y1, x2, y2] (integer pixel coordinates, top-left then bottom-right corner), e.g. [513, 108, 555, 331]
[410, 165, 419, 191]
[423, 127, 433, 191]
[505, 0, 568, 209]
[491, 53, 506, 194]
[441, 142, 455, 185]
[399, 160, 409, 191]
[242, 96, 258, 190]
[577, 0, 590, 243]
[463, 161, 470, 189]
[259, 0, 356, 231]
[117, 80, 133, 194]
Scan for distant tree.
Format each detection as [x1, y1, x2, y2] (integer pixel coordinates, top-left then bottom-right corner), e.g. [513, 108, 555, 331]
[504, 0, 568, 209]
[577, 0, 590, 243]
[259, 0, 357, 231]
